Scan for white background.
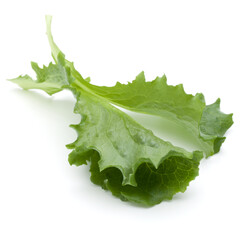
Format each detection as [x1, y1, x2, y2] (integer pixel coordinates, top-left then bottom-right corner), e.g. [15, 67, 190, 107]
[0, 1, 239, 239]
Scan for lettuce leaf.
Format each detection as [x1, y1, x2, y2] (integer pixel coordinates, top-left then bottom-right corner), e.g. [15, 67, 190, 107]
[9, 16, 233, 206]
[78, 72, 233, 157]
[10, 53, 73, 95]
[45, 16, 233, 157]
[69, 90, 203, 205]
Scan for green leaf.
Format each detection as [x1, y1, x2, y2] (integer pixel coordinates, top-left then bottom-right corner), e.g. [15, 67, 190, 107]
[89, 152, 201, 206]
[199, 98, 233, 153]
[9, 53, 73, 95]
[67, 90, 203, 205]
[78, 72, 233, 157]
[8, 16, 233, 206]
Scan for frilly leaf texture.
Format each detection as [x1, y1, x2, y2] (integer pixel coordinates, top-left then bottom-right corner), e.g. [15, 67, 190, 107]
[80, 72, 233, 157]
[9, 16, 233, 206]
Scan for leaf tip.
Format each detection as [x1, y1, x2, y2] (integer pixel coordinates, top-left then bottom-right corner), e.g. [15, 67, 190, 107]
[215, 97, 221, 106]
[122, 173, 137, 187]
[135, 71, 146, 82]
[159, 74, 167, 84]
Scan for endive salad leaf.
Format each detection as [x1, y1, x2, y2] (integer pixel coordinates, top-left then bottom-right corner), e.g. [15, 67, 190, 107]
[10, 53, 72, 95]
[80, 72, 233, 157]
[9, 16, 233, 206]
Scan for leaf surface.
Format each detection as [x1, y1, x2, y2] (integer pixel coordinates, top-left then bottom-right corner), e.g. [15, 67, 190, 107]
[68, 90, 202, 205]
[79, 72, 233, 157]
[9, 16, 233, 206]
[9, 53, 72, 95]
